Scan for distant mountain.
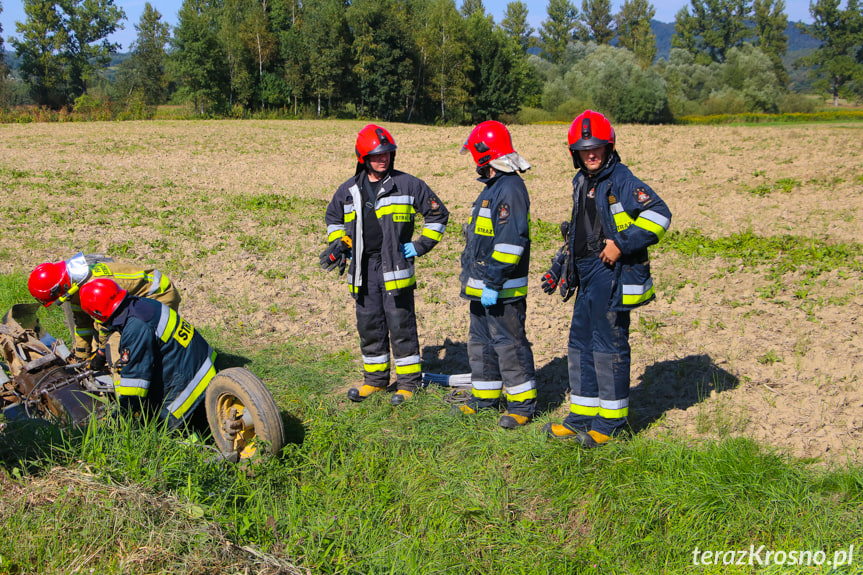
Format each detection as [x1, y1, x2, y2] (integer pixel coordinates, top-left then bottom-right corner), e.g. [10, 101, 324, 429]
[651, 19, 820, 62]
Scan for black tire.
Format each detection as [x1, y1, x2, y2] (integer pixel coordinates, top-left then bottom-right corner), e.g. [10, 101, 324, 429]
[205, 367, 285, 459]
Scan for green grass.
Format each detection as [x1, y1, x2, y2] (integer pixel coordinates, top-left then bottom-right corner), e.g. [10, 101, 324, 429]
[2, 273, 863, 574]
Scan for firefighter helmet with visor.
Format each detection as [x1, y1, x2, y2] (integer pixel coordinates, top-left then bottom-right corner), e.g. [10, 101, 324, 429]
[79, 278, 128, 323]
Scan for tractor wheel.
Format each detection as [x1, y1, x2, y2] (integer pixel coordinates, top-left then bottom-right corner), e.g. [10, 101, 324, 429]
[205, 367, 285, 459]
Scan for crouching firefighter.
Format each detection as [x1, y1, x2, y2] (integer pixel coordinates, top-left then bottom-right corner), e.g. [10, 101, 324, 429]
[28, 253, 181, 366]
[541, 110, 672, 447]
[320, 124, 449, 406]
[78, 278, 215, 429]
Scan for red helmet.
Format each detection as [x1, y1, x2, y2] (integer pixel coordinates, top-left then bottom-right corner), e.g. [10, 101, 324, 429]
[355, 124, 397, 164]
[28, 261, 72, 307]
[79, 278, 127, 322]
[462, 121, 515, 167]
[568, 110, 615, 152]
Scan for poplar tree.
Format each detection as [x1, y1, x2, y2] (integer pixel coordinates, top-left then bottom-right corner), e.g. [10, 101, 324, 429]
[616, 0, 656, 68]
[170, 0, 229, 115]
[540, 0, 580, 63]
[752, 0, 789, 85]
[125, 3, 170, 107]
[580, 0, 615, 44]
[416, 0, 471, 123]
[501, 1, 534, 52]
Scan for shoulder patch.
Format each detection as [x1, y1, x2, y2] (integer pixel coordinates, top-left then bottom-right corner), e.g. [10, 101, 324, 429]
[608, 194, 617, 204]
[481, 199, 490, 208]
[498, 203, 510, 224]
[634, 187, 652, 204]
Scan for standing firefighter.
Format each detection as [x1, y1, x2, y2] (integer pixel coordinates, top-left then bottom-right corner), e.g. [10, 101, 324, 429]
[320, 124, 449, 406]
[457, 121, 537, 429]
[541, 110, 672, 446]
[78, 278, 214, 428]
[28, 253, 181, 365]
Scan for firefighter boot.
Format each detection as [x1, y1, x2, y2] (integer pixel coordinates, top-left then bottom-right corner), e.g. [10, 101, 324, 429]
[543, 422, 580, 438]
[450, 403, 478, 416]
[498, 412, 531, 429]
[579, 430, 610, 448]
[347, 384, 385, 403]
[390, 390, 414, 406]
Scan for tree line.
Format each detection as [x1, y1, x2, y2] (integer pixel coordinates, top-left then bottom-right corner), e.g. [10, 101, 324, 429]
[1, 0, 861, 123]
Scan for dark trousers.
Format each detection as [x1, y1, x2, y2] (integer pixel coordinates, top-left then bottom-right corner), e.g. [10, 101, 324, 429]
[355, 256, 422, 391]
[565, 255, 631, 436]
[467, 299, 536, 417]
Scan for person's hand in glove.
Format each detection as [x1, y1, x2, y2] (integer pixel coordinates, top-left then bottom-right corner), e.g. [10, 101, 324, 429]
[402, 242, 418, 258]
[541, 248, 567, 295]
[480, 286, 499, 308]
[89, 348, 107, 371]
[319, 237, 352, 275]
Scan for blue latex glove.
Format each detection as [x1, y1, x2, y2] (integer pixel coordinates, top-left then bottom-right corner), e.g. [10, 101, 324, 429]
[480, 286, 499, 307]
[402, 242, 418, 258]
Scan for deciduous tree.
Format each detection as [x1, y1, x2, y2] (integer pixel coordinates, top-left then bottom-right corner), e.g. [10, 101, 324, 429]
[540, 0, 580, 63]
[12, 0, 125, 108]
[672, 0, 752, 64]
[616, 0, 657, 68]
[753, 0, 789, 84]
[580, 0, 615, 44]
[501, 1, 534, 52]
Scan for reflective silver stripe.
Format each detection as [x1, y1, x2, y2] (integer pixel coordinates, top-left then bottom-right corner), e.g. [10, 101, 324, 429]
[119, 377, 149, 391]
[639, 209, 670, 230]
[166, 348, 214, 415]
[472, 380, 503, 390]
[622, 278, 654, 295]
[506, 380, 536, 396]
[600, 397, 629, 410]
[375, 195, 414, 208]
[155, 304, 172, 339]
[477, 207, 492, 219]
[383, 268, 414, 282]
[424, 222, 446, 233]
[467, 276, 529, 290]
[493, 243, 524, 256]
[148, 270, 163, 295]
[610, 203, 625, 215]
[570, 394, 600, 407]
[327, 224, 345, 236]
[70, 304, 83, 312]
[395, 354, 421, 366]
[342, 205, 354, 215]
[362, 353, 389, 365]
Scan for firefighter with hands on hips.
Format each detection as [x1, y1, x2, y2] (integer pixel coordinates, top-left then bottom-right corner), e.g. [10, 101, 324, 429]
[457, 121, 537, 429]
[77, 278, 215, 429]
[320, 124, 449, 406]
[27, 253, 181, 367]
[541, 110, 672, 447]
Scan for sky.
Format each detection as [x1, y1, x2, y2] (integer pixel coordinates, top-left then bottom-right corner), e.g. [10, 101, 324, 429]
[1, 0, 816, 53]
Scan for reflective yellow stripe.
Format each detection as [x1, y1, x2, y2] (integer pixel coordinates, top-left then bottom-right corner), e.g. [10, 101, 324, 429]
[112, 271, 148, 280]
[171, 364, 216, 419]
[613, 210, 635, 232]
[622, 285, 655, 306]
[474, 217, 494, 236]
[500, 285, 528, 299]
[116, 386, 148, 397]
[472, 388, 502, 400]
[158, 273, 171, 293]
[160, 309, 178, 343]
[328, 230, 346, 243]
[633, 217, 667, 240]
[506, 388, 537, 402]
[599, 406, 629, 418]
[492, 251, 521, 264]
[570, 403, 600, 416]
[395, 363, 422, 375]
[422, 227, 443, 241]
[384, 276, 416, 291]
[344, 211, 356, 223]
[364, 362, 390, 373]
[376, 204, 415, 218]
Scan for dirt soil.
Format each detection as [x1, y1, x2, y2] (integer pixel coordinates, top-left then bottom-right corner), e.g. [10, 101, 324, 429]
[1, 120, 861, 465]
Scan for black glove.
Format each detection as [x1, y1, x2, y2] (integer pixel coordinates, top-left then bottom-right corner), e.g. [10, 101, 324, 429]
[541, 247, 567, 295]
[559, 221, 570, 240]
[319, 238, 351, 275]
[89, 348, 107, 371]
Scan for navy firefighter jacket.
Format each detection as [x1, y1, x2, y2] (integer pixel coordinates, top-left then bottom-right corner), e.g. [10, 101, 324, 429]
[568, 152, 672, 311]
[103, 296, 217, 426]
[325, 169, 449, 298]
[460, 171, 531, 303]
